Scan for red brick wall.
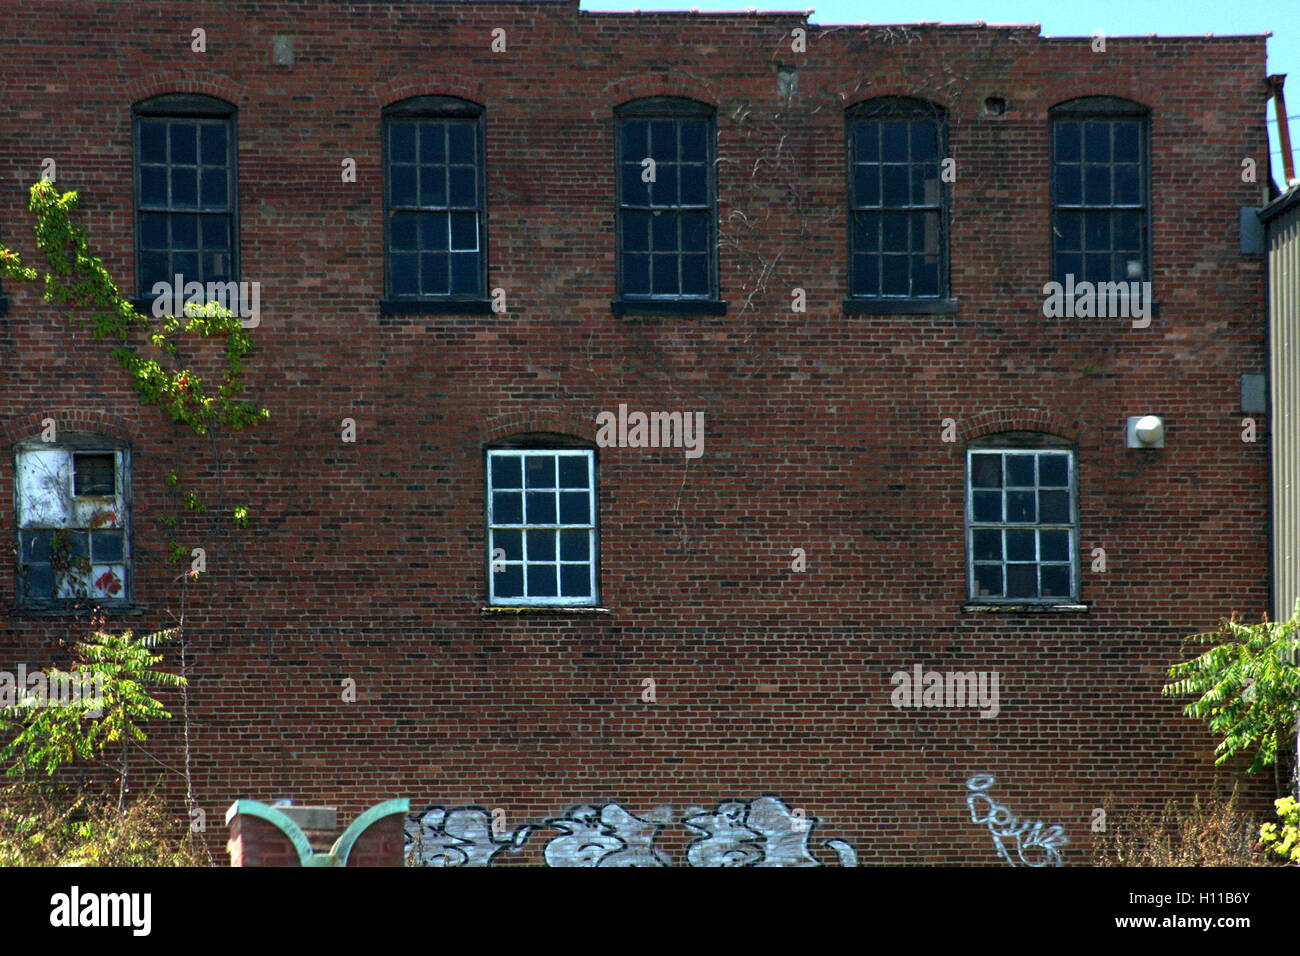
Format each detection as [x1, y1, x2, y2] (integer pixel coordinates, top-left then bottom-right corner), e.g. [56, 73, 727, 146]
[0, 1, 1274, 864]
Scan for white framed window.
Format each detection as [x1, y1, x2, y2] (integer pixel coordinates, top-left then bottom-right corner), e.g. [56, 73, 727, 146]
[14, 438, 132, 607]
[487, 448, 596, 606]
[966, 444, 1077, 602]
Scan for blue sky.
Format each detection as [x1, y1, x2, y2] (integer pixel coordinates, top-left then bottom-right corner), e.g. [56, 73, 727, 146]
[580, 0, 1297, 183]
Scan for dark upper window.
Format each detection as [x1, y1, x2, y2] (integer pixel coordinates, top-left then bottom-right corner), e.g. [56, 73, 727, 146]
[1050, 97, 1149, 285]
[383, 96, 486, 301]
[14, 437, 132, 608]
[966, 435, 1078, 604]
[134, 94, 237, 298]
[615, 98, 717, 302]
[847, 98, 948, 300]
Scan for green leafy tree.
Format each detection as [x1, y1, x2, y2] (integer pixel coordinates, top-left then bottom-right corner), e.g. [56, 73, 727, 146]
[1163, 605, 1300, 797]
[1259, 796, 1300, 864]
[0, 621, 186, 811]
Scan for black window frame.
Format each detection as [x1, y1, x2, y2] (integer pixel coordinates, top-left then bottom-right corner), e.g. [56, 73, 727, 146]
[1049, 96, 1152, 289]
[612, 97, 724, 315]
[132, 93, 239, 307]
[380, 95, 492, 315]
[964, 433, 1080, 606]
[484, 436, 599, 607]
[13, 435, 134, 612]
[844, 97, 956, 314]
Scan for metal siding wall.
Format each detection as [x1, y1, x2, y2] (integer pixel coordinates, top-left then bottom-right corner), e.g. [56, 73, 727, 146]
[1270, 204, 1300, 621]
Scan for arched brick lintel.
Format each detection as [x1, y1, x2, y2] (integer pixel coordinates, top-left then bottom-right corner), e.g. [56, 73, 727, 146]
[480, 407, 596, 445]
[2, 409, 137, 445]
[958, 408, 1081, 444]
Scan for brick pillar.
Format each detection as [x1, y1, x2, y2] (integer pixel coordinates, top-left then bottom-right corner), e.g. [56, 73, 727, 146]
[344, 811, 405, 867]
[226, 804, 337, 867]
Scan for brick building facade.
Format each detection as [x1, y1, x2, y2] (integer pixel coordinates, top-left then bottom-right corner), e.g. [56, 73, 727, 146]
[0, 1, 1276, 865]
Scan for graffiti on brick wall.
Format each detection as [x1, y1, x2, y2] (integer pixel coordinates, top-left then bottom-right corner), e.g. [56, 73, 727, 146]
[966, 773, 1067, 867]
[405, 794, 857, 867]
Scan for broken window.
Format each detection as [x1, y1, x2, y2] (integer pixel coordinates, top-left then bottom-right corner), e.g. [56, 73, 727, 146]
[847, 98, 947, 300]
[14, 439, 131, 607]
[134, 93, 238, 297]
[966, 438, 1077, 603]
[486, 447, 597, 606]
[1050, 97, 1149, 285]
[616, 98, 716, 301]
[384, 96, 486, 300]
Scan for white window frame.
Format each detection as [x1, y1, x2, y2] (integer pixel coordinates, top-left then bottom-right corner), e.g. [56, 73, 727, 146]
[14, 438, 132, 608]
[965, 446, 1078, 603]
[486, 448, 597, 606]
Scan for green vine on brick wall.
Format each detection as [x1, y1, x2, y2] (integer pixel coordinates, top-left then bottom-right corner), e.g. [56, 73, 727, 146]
[0, 179, 269, 568]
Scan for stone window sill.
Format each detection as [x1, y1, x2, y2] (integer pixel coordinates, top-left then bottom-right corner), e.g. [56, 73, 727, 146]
[961, 602, 1089, 613]
[843, 297, 958, 315]
[9, 603, 146, 618]
[479, 605, 611, 616]
[380, 298, 495, 315]
[611, 299, 727, 316]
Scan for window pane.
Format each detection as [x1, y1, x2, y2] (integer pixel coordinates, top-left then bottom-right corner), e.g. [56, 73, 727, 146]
[1114, 164, 1140, 205]
[880, 121, 908, 160]
[448, 167, 476, 207]
[1041, 565, 1071, 597]
[623, 211, 650, 252]
[494, 564, 523, 598]
[623, 253, 650, 294]
[851, 254, 879, 297]
[526, 563, 558, 597]
[882, 215, 908, 254]
[172, 214, 199, 250]
[22, 565, 54, 601]
[854, 165, 880, 207]
[974, 564, 1002, 597]
[1005, 454, 1035, 487]
[420, 123, 447, 164]
[92, 531, 125, 563]
[681, 255, 709, 295]
[1006, 491, 1036, 523]
[972, 528, 1001, 561]
[74, 454, 115, 496]
[1039, 490, 1069, 523]
[652, 254, 679, 295]
[450, 213, 477, 251]
[1055, 165, 1081, 206]
[200, 123, 227, 165]
[390, 123, 416, 164]
[141, 166, 167, 205]
[1006, 529, 1036, 562]
[971, 453, 1002, 488]
[491, 454, 522, 489]
[651, 213, 677, 252]
[492, 491, 522, 524]
[909, 120, 938, 161]
[1056, 121, 1081, 162]
[1040, 529, 1070, 562]
[1007, 564, 1038, 598]
[881, 166, 909, 206]
[1083, 121, 1110, 162]
[391, 166, 417, 206]
[653, 164, 678, 206]
[525, 492, 556, 524]
[1113, 121, 1139, 162]
[559, 492, 589, 524]
[447, 123, 475, 163]
[622, 163, 650, 205]
[140, 122, 167, 163]
[560, 564, 591, 598]
[558, 456, 589, 488]
[621, 120, 647, 158]
[526, 530, 556, 562]
[390, 213, 418, 251]
[560, 529, 590, 561]
[1084, 165, 1110, 205]
[493, 529, 522, 562]
[525, 456, 556, 488]
[973, 490, 1002, 522]
[391, 253, 417, 295]
[854, 122, 879, 163]
[650, 120, 675, 159]
[169, 123, 197, 165]
[450, 253, 478, 294]
[680, 163, 708, 205]
[420, 253, 448, 294]
[680, 121, 708, 162]
[20, 530, 53, 563]
[420, 166, 447, 207]
[140, 213, 168, 250]
[1038, 453, 1068, 487]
